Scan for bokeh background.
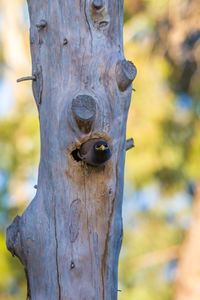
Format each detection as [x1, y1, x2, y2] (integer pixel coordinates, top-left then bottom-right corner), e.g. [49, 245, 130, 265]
[0, 0, 200, 299]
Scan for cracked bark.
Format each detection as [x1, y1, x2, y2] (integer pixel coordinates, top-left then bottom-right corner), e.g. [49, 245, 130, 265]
[6, 0, 136, 299]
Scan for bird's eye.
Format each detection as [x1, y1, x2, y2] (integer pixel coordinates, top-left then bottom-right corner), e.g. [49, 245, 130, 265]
[96, 143, 102, 148]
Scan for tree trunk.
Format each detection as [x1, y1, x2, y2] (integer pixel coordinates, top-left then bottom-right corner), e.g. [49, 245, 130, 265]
[174, 183, 200, 300]
[6, 1, 136, 299]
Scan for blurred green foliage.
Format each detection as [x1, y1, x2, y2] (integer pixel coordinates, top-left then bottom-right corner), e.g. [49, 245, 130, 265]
[0, 233, 26, 300]
[0, 0, 199, 299]
[119, 0, 200, 299]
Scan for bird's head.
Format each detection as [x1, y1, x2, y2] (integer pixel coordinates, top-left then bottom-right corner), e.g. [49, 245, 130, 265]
[93, 140, 111, 164]
[94, 142, 109, 152]
[77, 139, 112, 166]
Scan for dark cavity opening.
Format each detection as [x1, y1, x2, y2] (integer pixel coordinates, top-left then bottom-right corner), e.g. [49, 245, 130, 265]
[99, 21, 109, 28]
[71, 149, 81, 162]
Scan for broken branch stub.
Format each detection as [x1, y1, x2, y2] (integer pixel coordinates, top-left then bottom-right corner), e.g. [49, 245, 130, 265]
[116, 59, 137, 91]
[93, 0, 104, 9]
[72, 95, 96, 133]
[16, 76, 36, 83]
[126, 138, 135, 151]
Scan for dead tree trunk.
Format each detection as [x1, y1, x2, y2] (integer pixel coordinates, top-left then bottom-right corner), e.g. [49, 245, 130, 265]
[6, 1, 136, 299]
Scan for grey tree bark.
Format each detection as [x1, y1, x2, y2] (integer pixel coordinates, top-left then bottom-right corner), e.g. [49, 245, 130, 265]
[7, 1, 136, 299]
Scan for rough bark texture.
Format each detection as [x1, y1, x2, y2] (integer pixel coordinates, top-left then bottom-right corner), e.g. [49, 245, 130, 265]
[174, 183, 200, 300]
[7, 1, 136, 299]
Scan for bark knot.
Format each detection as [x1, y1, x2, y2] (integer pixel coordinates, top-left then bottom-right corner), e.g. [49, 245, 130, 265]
[36, 19, 47, 30]
[116, 59, 137, 91]
[69, 199, 82, 242]
[6, 216, 23, 261]
[92, 0, 104, 9]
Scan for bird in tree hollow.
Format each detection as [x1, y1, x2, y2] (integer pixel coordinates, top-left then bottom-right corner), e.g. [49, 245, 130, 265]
[77, 138, 112, 166]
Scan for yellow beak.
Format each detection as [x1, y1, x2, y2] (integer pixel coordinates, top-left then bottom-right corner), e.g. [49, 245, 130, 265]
[95, 144, 108, 151]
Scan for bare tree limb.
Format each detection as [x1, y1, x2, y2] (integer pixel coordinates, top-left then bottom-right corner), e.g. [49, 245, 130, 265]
[16, 76, 36, 83]
[126, 138, 135, 151]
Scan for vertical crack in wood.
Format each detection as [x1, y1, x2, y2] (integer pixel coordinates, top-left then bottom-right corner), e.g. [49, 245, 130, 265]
[32, 65, 43, 107]
[101, 163, 118, 300]
[25, 268, 31, 300]
[38, 66, 43, 105]
[83, 167, 95, 296]
[84, 0, 92, 52]
[54, 203, 61, 300]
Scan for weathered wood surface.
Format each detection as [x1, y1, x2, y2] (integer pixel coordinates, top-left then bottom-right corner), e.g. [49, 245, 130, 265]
[7, 1, 136, 299]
